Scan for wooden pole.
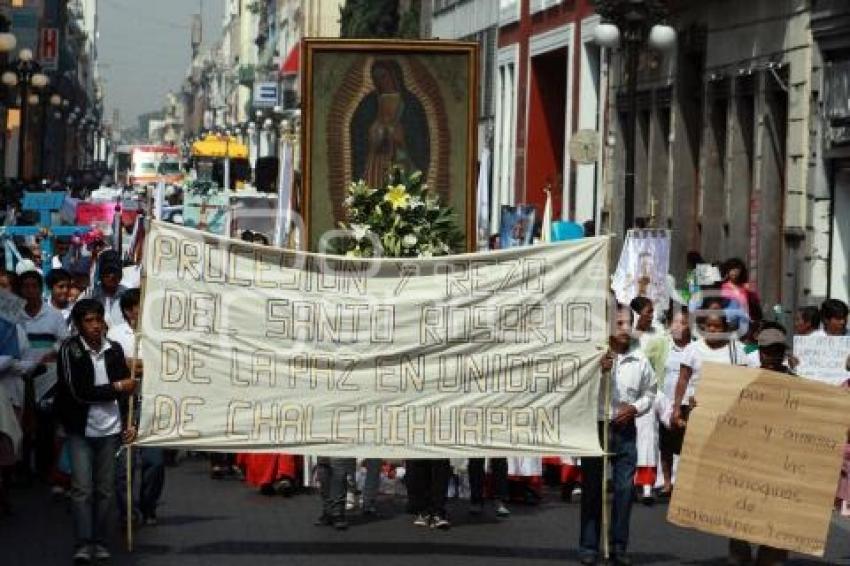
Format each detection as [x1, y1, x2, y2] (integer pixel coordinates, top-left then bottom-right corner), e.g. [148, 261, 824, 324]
[602, 234, 614, 562]
[601, 365, 612, 562]
[125, 217, 150, 552]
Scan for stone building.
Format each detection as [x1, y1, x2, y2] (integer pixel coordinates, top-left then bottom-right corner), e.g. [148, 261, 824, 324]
[602, 0, 827, 312]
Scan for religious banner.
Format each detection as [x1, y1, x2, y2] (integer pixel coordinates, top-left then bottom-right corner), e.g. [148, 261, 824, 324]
[301, 39, 478, 252]
[793, 335, 850, 386]
[135, 221, 610, 458]
[668, 362, 850, 557]
[611, 229, 671, 308]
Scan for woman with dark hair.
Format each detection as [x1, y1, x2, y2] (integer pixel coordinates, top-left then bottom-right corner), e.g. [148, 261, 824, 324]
[54, 299, 137, 563]
[671, 298, 754, 429]
[720, 257, 762, 323]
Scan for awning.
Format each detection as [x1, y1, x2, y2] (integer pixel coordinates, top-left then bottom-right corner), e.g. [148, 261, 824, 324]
[191, 136, 249, 159]
[280, 43, 300, 77]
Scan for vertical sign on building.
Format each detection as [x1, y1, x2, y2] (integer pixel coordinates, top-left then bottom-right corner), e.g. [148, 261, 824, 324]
[39, 28, 59, 71]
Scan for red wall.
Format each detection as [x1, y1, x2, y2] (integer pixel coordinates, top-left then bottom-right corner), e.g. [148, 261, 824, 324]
[525, 49, 568, 218]
[497, 0, 594, 216]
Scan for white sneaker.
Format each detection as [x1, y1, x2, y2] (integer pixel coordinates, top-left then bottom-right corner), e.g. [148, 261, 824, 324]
[413, 513, 430, 527]
[72, 545, 92, 564]
[495, 502, 511, 517]
[92, 545, 111, 560]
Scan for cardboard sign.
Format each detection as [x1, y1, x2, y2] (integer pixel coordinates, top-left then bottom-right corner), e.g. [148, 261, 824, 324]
[794, 335, 850, 386]
[668, 362, 850, 557]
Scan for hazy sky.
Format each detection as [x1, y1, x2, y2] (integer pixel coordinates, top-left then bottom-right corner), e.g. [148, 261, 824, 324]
[99, 0, 224, 131]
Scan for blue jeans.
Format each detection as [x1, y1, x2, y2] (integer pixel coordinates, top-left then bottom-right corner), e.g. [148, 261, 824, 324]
[362, 459, 381, 508]
[68, 433, 120, 546]
[116, 447, 165, 520]
[579, 422, 637, 559]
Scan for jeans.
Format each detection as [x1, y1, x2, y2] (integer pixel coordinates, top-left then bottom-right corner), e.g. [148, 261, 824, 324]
[468, 458, 508, 503]
[579, 422, 637, 559]
[406, 459, 450, 516]
[116, 447, 165, 520]
[362, 459, 381, 508]
[68, 433, 120, 546]
[317, 457, 355, 518]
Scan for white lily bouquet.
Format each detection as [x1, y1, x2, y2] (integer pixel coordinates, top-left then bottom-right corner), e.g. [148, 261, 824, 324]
[336, 167, 463, 258]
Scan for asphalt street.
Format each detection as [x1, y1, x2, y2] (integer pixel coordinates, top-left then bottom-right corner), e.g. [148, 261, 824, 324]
[2, 456, 849, 566]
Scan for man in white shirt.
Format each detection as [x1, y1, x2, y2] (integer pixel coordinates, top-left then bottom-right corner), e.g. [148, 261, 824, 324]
[812, 299, 848, 337]
[17, 269, 69, 486]
[47, 268, 74, 324]
[579, 304, 655, 566]
[84, 260, 126, 331]
[108, 289, 166, 526]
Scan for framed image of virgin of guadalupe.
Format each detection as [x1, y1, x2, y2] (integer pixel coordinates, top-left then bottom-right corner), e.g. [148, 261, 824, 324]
[301, 38, 478, 252]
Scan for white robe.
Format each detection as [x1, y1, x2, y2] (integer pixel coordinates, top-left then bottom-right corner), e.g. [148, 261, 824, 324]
[507, 457, 542, 477]
[635, 405, 658, 468]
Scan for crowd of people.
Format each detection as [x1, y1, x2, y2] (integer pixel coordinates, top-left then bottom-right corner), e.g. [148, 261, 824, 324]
[1, 215, 849, 566]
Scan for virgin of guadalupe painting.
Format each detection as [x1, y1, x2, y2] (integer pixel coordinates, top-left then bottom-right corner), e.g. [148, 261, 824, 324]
[301, 39, 478, 252]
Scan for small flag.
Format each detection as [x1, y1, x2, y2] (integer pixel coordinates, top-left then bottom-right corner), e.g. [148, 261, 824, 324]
[273, 138, 294, 248]
[111, 202, 122, 253]
[154, 181, 165, 221]
[476, 149, 491, 250]
[541, 186, 553, 243]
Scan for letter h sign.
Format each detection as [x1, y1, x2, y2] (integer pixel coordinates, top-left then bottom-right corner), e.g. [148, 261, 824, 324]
[39, 28, 58, 71]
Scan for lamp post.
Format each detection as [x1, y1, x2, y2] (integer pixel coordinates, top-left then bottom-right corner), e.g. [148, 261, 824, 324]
[593, 0, 676, 235]
[2, 48, 50, 180]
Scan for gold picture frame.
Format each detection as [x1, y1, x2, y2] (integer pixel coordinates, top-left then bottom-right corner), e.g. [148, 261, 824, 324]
[300, 38, 479, 252]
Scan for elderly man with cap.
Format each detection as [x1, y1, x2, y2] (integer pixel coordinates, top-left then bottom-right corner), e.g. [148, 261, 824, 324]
[728, 321, 792, 566]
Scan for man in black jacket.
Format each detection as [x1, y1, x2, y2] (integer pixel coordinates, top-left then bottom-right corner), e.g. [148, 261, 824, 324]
[55, 299, 137, 564]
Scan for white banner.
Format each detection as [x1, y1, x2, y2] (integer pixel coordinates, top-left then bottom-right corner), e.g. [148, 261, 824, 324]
[135, 221, 610, 457]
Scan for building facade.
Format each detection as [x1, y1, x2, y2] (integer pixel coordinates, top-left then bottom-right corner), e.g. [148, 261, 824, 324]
[424, 0, 499, 170]
[493, 0, 604, 232]
[811, 0, 850, 304]
[600, 0, 830, 314]
[0, 0, 104, 180]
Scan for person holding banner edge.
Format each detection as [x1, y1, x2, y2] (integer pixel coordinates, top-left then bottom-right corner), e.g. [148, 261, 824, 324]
[54, 299, 138, 564]
[579, 304, 655, 566]
[727, 322, 792, 566]
[109, 289, 166, 528]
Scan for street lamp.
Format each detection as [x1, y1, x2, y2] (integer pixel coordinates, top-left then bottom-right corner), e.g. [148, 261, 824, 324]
[2, 47, 51, 180]
[0, 14, 15, 55]
[594, 0, 676, 235]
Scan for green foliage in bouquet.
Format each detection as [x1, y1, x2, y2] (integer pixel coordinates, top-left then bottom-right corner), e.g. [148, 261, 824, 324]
[336, 167, 463, 258]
